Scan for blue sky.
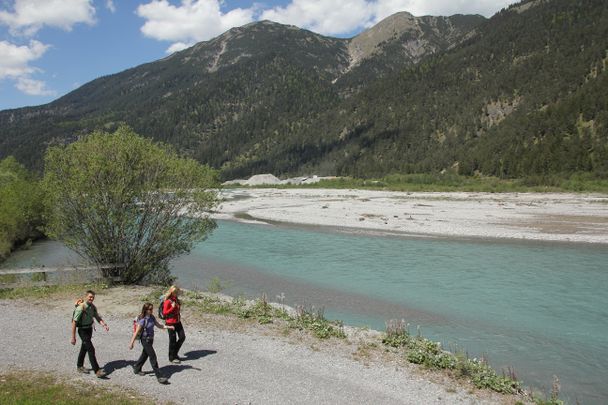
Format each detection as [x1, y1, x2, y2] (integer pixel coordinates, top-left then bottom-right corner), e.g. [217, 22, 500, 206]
[0, 0, 515, 111]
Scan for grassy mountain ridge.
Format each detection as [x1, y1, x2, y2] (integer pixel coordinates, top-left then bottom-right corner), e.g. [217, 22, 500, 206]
[1, 0, 606, 180]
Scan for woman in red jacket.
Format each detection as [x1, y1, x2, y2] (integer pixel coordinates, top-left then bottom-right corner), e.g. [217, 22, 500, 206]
[163, 285, 186, 363]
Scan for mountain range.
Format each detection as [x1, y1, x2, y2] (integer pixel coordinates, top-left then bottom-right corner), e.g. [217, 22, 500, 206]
[1, 0, 607, 180]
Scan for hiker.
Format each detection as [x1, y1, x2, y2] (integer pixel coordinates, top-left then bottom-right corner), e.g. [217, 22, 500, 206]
[70, 289, 109, 377]
[163, 285, 186, 363]
[129, 302, 174, 384]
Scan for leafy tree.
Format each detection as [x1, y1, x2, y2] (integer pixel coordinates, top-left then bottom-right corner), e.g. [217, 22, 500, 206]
[42, 126, 219, 284]
[0, 157, 45, 260]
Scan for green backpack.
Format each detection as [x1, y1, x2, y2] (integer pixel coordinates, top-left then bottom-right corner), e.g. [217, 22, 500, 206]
[72, 299, 96, 327]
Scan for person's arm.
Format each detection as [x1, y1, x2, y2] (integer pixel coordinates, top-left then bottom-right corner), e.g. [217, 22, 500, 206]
[154, 318, 174, 330]
[100, 319, 109, 331]
[129, 324, 142, 349]
[70, 320, 77, 345]
[71, 304, 83, 344]
[93, 306, 109, 331]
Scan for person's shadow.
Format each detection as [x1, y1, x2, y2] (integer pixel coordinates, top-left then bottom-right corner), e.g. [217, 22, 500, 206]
[182, 350, 217, 360]
[160, 350, 217, 378]
[103, 359, 136, 375]
[161, 363, 197, 378]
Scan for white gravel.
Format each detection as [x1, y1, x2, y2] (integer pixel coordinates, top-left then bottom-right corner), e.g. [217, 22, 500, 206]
[214, 189, 608, 244]
[0, 300, 504, 405]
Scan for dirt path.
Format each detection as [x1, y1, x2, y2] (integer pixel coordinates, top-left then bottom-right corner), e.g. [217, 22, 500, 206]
[0, 287, 513, 404]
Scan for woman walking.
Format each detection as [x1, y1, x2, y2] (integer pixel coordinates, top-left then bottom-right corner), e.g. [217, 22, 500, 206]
[163, 285, 186, 363]
[129, 302, 174, 384]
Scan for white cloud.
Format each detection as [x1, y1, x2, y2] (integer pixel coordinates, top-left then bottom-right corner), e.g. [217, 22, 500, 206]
[16, 76, 55, 95]
[137, 0, 256, 53]
[106, 0, 116, 13]
[0, 0, 96, 36]
[166, 41, 190, 54]
[0, 39, 48, 79]
[378, 0, 514, 19]
[262, 0, 515, 35]
[137, 0, 515, 49]
[260, 0, 372, 36]
[0, 39, 54, 97]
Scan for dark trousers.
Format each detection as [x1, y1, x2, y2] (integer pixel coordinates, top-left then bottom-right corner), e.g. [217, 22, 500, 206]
[77, 327, 100, 371]
[134, 337, 162, 377]
[167, 322, 185, 361]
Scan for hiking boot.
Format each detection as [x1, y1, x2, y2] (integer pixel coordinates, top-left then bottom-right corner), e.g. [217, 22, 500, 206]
[132, 367, 145, 376]
[77, 367, 90, 374]
[95, 369, 107, 378]
[157, 377, 169, 384]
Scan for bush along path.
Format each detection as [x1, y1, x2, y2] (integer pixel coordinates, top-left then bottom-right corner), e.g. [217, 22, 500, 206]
[0, 286, 531, 404]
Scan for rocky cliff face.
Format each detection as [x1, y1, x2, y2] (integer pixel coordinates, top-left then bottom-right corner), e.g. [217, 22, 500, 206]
[334, 12, 485, 91]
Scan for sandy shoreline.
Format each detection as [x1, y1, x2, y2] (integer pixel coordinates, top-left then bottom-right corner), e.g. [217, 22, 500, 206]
[213, 188, 608, 244]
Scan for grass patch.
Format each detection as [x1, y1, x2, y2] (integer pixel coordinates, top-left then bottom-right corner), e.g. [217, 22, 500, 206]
[0, 274, 18, 284]
[140, 286, 166, 303]
[0, 370, 156, 405]
[0, 283, 108, 300]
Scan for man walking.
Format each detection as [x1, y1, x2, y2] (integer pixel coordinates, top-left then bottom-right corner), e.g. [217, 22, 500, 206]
[70, 290, 109, 377]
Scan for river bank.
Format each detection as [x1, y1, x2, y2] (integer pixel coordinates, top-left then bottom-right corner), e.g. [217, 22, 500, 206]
[214, 189, 608, 244]
[0, 286, 523, 405]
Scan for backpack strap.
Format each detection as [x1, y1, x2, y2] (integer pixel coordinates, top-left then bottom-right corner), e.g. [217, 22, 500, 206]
[140, 316, 149, 339]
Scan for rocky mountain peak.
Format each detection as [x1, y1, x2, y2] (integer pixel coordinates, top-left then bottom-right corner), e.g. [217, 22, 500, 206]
[348, 12, 419, 66]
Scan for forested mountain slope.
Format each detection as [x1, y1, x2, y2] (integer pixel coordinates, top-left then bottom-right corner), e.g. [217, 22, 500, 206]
[1, 0, 606, 180]
[302, 0, 608, 179]
[0, 11, 484, 174]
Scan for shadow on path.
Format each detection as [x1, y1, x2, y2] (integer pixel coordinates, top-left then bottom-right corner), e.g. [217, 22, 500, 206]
[161, 364, 201, 378]
[103, 359, 136, 375]
[182, 349, 217, 360]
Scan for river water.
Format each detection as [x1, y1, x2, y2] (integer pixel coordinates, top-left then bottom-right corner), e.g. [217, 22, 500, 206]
[3, 219, 607, 404]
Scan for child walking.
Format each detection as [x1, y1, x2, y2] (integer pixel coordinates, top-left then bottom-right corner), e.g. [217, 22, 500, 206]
[129, 302, 174, 384]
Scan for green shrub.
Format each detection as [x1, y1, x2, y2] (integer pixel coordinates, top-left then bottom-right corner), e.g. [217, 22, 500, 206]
[207, 276, 228, 293]
[381, 320, 521, 395]
[382, 319, 411, 348]
[456, 358, 521, 394]
[289, 305, 346, 339]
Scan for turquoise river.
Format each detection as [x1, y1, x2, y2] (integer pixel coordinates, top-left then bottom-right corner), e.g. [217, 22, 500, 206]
[3, 219, 607, 404]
